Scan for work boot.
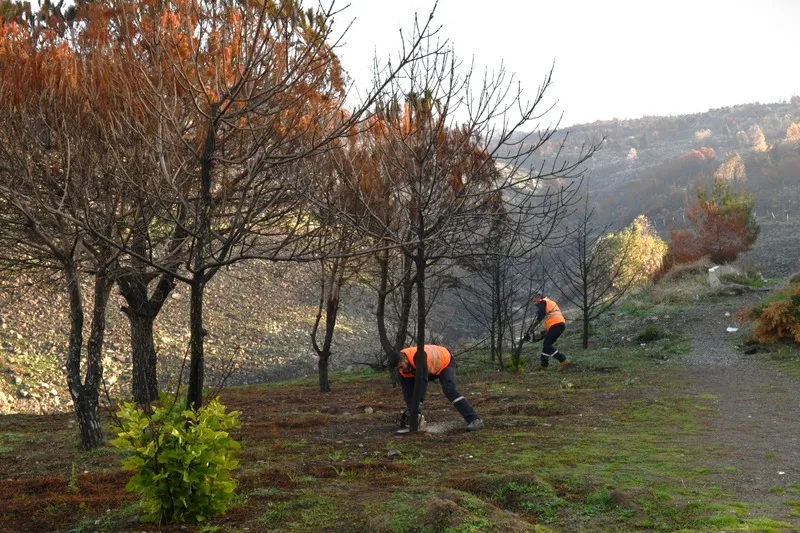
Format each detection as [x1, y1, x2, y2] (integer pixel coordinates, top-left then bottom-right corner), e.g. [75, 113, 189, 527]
[466, 418, 485, 432]
[558, 359, 573, 372]
[396, 414, 427, 434]
[397, 409, 410, 428]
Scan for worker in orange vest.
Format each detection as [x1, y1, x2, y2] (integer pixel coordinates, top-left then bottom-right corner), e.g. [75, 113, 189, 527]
[395, 345, 484, 432]
[524, 294, 573, 371]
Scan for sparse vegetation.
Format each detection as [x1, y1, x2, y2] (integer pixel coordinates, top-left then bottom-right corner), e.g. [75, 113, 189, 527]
[738, 283, 800, 343]
[1, 280, 799, 531]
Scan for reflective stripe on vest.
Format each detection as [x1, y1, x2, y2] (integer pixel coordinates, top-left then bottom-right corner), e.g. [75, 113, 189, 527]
[399, 345, 452, 377]
[543, 298, 565, 330]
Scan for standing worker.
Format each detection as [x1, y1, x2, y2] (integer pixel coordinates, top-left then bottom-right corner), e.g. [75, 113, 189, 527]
[524, 294, 573, 371]
[395, 345, 484, 432]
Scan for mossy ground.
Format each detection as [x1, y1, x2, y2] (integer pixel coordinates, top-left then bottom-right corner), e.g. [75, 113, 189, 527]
[1, 279, 799, 532]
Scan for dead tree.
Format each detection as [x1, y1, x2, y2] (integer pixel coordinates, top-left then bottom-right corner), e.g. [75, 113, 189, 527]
[0, 18, 126, 447]
[325, 29, 596, 431]
[548, 188, 636, 348]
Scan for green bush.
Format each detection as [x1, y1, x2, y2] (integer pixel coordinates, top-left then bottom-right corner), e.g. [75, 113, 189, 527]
[599, 215, 668, 289]
[504, 355, 526, 372]
[111, 395, 241, 524]
[637, 325, 664, 342]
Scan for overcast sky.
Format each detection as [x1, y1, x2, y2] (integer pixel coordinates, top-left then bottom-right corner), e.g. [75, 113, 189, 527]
[333, 0, 800, 127]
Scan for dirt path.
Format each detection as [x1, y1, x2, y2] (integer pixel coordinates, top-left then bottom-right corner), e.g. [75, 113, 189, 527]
[681, 292, 800, 525]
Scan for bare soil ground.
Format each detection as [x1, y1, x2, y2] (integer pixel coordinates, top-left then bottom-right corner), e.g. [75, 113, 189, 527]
[680, 292, 800, 526]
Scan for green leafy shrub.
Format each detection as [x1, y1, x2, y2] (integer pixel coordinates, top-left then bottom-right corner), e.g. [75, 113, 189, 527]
[111, 395, 241, 524]
[504, 356, 525, 372]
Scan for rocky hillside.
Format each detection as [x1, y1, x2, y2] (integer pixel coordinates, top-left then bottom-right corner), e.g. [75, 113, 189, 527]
[0, 261, 481, 415]
[512, 98, 800, 233]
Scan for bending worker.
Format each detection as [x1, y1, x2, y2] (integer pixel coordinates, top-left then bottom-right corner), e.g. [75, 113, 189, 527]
[395, 345, 484, 432]
[524, 294, 573, 371]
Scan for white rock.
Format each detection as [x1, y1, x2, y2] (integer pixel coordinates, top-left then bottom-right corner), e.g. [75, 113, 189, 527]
[726, 327, 738, 333]
[364, 407, 373, 414]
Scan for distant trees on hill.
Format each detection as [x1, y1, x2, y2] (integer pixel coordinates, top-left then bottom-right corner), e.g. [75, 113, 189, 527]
[713, 153, 746, 182]
[671, 178, 759, 264]
[600, 215, 668, 289]
[787, 123, 800, 142]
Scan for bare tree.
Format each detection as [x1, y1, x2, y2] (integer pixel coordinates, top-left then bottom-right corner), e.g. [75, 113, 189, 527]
[457, 226, 545, 371]
[309, 224, 366, 392]
[325, 29, 596, 431]
[547, 190, 635, 348]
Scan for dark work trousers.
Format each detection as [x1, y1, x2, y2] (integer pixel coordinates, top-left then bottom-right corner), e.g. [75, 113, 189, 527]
[397, 364, 479, 423]
[540, 323, 567, 367]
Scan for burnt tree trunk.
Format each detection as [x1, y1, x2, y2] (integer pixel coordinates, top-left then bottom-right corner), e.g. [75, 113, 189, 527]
[409, 235, 427, 432]
[376, 249, 397, 364]
[187, 106, 216, 411]
[118, 272, 175, 404]
[128, 311, 158, 402]
[393, 253, 414, 351]
[312, 259, 344, 393]
[314, 295, 339, 393]
[118, 204, 185, 404]
[64, 261, 110, 450]
[118, 274, 174, 405]
[582, 307, 590, 349]
[188, 276, 206, 410]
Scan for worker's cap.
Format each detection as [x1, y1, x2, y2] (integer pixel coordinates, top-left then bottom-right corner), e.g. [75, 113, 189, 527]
[389, 350, 404, 368]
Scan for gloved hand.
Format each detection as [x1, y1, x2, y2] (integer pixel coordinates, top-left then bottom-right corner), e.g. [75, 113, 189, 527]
[523, 333, 530, 342]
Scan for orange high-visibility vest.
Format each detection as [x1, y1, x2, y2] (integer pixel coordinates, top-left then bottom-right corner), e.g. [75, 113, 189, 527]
[543, 298, 565, 330]
[398, 345, 452, 378]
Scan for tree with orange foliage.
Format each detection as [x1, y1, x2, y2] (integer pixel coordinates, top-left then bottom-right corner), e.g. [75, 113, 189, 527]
[324, 29, 595, 431]
[42, 0, 433, 411]
[0, 1, 430, 449]
[0, 8, 127, 448]
[670, 178, 759, 264]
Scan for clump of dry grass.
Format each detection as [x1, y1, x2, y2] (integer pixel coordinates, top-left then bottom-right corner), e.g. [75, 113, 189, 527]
[656, 257, 714, 284]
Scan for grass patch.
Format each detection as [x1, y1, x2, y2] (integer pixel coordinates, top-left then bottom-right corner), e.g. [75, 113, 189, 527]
[719, 266, 776, 288]
[0, 432, 23, 454]
[758, 343, 800, 380]
[637, 325, 666, 342]
[3, 285, 800, 532]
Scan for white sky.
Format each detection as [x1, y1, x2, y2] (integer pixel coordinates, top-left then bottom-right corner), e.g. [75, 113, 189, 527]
[333, 0, 800, 127]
